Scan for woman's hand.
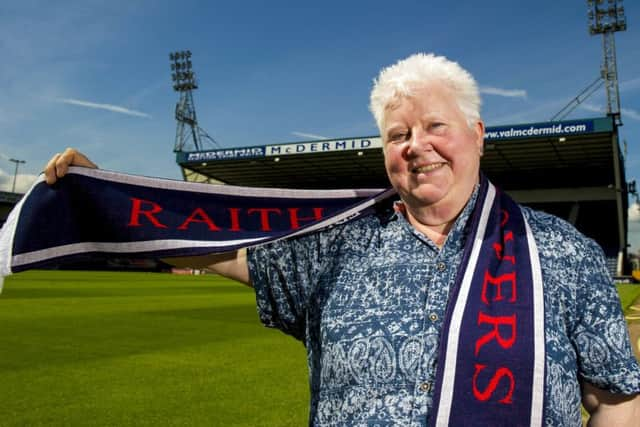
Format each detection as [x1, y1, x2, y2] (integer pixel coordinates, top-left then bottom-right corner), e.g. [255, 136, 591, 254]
[44, 148, 98, 185]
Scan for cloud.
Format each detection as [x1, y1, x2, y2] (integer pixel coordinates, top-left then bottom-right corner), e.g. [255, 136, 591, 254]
[0, 167, 38, 193]
[578, 103, 640, 121]
[578, 102, 605, 114]
[57, 98, 151, 118]
[483, 97, 568, 125]
[630, 203, 640, 222]
[291, 131, 330, 140]
[621, 107, 640, 121]
[620, 77, 640, 93]
[480, 86, 527, 99]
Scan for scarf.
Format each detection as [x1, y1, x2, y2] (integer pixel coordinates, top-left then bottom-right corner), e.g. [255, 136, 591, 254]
[0, 167, 393, 289]
[430, 177, 545, 426]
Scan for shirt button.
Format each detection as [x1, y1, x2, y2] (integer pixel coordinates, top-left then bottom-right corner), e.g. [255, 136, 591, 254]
[437, 262, 446, 272]
[429, 313, 439, 322]
[419, 382, 432, 392]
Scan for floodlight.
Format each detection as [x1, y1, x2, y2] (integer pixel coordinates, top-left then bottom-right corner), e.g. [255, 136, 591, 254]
[8, 158, 25, 193]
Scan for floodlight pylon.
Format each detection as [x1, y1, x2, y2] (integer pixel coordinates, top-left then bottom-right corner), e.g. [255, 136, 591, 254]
[169, 50, 220, 152]
[588, 0, 627, 126]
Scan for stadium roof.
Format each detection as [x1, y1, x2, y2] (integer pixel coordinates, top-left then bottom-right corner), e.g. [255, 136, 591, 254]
[174, 115, 632, 277]
[176, 117, 621, 195]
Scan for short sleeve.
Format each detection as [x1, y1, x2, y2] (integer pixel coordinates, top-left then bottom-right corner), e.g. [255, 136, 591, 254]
[572, 241, 640, 394]
[247, 229, 341, 341]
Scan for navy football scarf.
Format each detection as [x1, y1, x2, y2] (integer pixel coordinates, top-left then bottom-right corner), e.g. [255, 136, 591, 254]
[430, 177, 545, 426]
[0, 167, 394, 290]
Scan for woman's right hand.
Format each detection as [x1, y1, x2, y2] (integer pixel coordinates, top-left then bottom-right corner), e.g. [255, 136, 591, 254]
[44, 148, 98, 185]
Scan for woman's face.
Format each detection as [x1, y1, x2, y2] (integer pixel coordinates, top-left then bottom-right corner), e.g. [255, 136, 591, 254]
[382, 83, 484, 216]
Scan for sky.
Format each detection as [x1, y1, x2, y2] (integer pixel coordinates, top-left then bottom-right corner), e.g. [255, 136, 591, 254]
[2, 0, 640, 249]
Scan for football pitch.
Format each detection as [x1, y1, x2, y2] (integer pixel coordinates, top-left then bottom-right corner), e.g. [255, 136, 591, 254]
[0, 270, 309, 427]
[1, 271, 639, 427]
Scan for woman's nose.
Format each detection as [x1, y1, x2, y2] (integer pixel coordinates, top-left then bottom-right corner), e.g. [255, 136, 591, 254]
[406, 127, 433, 156]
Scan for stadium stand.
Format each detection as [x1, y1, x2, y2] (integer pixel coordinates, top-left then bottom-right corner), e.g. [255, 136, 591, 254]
[0, 191, 22, 227]
[175, 116, 631, 277]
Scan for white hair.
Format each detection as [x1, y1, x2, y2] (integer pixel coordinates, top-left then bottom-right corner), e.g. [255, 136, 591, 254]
[369, 53, 481, 133]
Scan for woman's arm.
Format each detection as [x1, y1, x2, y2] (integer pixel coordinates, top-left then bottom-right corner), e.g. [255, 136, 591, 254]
[582, 382, 640, 427]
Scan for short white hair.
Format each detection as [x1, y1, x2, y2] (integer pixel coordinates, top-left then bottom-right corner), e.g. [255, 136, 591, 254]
[369, 53, 481, 133]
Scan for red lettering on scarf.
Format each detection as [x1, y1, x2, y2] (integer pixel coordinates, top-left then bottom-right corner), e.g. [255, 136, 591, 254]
[500, 209, 509, 227]
[127, 198, 168, 228]
[288, 207, 324, 230]
[177, 208, 221, 231]
[470, 204, 519, 405]
[228, 208, 242, 231]
[472, 364, 515, 404]
[475, 312, 517, 356]
[126, 197, 327, 232]
[481, 271, 517, 304]
[247, 208, 282, 231]
[492, 231, 515, 264]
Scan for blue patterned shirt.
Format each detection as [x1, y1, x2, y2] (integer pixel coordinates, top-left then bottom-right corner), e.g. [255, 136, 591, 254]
[247, 188, 640, 426]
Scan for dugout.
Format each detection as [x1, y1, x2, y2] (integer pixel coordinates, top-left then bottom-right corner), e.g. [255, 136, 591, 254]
[175, 116, 630, 277]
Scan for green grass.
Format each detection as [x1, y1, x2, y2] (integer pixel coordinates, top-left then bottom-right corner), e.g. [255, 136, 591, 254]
[0, 270, 309, 427]
[616, 283, 640, 314]
[2, 272, 639, 427]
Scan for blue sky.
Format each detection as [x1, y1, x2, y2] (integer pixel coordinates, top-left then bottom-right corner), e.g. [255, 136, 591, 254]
[2, 0, 640, 249]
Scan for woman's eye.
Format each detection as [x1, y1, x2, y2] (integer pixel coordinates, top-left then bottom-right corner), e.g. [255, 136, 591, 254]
[430, 123, 446, 133]
[389, 133, 407, 143]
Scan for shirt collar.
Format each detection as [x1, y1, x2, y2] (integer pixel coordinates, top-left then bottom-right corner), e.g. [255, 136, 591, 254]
[392, 184, 480, 253]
